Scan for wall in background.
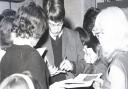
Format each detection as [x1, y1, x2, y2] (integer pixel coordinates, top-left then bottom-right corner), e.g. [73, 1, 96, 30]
[97, 1, 128, 9]
[64, 0, 95, 29]
[0, 2, 10, 13]
[11, 0, 43, 11]
[0, 0, 43, 14]
[0, 0, 96, 29]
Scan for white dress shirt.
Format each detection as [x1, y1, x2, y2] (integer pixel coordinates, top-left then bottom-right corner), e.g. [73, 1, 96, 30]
[49, 30, 63, 40]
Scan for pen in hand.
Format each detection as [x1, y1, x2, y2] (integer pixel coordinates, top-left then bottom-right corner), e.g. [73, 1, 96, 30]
[59, 56, 67, 71]
[59, 56, 73, 72]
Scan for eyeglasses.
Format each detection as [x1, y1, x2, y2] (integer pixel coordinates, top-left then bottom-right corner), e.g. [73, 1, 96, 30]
[92, 27, 104, 40]
[33, 33, 42, 39]
[48, 20, 63, 27]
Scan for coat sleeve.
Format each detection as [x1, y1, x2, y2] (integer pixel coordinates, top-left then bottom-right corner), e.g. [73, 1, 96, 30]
[22, 50, 50, 89]
[73, 31, 87, 75]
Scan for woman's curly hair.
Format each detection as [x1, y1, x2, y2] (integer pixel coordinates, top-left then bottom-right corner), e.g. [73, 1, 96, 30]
[12, 2, 48, 39]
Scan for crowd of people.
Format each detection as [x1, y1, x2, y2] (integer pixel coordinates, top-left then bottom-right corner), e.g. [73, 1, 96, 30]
[0, 0, 128, 89]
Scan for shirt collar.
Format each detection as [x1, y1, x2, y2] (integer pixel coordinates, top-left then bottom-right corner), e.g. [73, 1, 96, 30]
[49, 30, 63, 40]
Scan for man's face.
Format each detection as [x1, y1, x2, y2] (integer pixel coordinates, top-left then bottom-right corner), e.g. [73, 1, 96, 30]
[92, 26, 112, 58]
[48, 20, 63, 36]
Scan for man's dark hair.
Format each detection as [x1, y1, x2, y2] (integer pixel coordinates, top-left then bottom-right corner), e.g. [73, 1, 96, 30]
[83, 7, 100, 33]
[83, 7, 100, 53]
[47, 0, 65, 22]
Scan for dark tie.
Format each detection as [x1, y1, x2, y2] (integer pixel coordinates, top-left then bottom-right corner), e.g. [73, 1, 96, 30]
[56, 36, 59, 41]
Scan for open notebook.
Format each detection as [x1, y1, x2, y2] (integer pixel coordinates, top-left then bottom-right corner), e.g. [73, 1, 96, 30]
[62, 73, 102, 88]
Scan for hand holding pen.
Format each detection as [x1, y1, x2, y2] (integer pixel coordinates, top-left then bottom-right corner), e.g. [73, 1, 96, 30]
[59, 56, 74, 72]
[46, 56, 73, 76]
[46, 58, 66, 76]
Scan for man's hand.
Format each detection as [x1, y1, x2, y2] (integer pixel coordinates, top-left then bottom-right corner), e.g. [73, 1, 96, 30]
[48, 65, 59, 76]
[59, 59, 73, 72]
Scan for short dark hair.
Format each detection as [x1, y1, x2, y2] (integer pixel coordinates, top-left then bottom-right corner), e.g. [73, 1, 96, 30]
[75, 27, 90, 46]
[1, 9, 16, 18]
[12, 1, 48, 39]
[83, 7, 100, 33]
[0, 17, 14, 49]
[47, 0, 65, 22]
[83, 7, 100, 53]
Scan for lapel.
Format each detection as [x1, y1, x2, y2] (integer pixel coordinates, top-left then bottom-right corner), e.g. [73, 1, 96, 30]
[44, 36, 54, 65]
[62, 28, 68, 60]
[45, 28, 69, 65]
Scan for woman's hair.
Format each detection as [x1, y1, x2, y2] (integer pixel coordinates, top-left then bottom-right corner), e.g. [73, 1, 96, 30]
[0, 17, 14, 49]
[0, 73, 35, 89]
[94, 7, 128, 55]
[12, 1, 48, 39]
[46, 0, 65, 22]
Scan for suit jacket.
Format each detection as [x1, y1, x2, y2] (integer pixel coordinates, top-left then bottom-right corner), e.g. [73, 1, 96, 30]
[0, 45, 49, 89]
[42, 27, 86, 78]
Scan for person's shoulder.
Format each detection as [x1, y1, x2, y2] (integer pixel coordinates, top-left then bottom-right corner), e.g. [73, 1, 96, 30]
[19, 45, 34, 51]
[15, 45, 38, 55]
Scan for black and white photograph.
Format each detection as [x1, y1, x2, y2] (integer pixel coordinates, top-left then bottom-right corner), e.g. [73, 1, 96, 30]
[0, 0, 128, 89]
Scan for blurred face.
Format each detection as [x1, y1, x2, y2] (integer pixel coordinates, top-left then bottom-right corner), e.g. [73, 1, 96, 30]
[92, 25, 114, 58]
[48, 20, 63, 37]
[92, 26, 108, 56]
[92, 26, 104, 41]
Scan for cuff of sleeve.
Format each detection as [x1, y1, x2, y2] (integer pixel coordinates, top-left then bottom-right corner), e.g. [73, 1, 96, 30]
[70, 61, 76, 74]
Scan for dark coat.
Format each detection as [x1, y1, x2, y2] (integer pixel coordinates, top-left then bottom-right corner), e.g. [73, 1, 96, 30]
[0, 45, 49, 89]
